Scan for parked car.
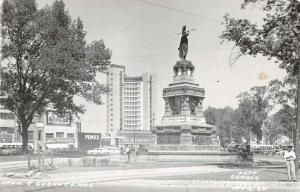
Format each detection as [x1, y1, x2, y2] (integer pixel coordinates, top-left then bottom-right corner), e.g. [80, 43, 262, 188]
[227, 144, 239, 152]
[86, 147, 121, 155]
[274, 148, 284, 155]
[52, 148, 79, 155]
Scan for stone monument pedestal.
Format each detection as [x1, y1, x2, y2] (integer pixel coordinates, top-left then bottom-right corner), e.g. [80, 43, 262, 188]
[150, 60, 220, 152]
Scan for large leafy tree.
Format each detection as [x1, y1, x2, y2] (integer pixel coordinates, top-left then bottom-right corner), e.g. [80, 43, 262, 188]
[236, 86, 269, 144]
[220, 0, 300, 170]
[204, 106, 240, 146]
[268, 76, 297, 143]
[263, 114, 285, 145]
[1, 0, 111, 152]
[275, 107, 296, 141]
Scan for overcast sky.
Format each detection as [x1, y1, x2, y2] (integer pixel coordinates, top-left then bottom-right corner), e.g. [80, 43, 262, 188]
[36, 0, 287, 132]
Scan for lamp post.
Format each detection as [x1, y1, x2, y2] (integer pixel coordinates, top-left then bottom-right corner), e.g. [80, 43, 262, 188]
[149, 113, 155, 145]
[134, 121, 141, 148]
[133, 124, 136, 147]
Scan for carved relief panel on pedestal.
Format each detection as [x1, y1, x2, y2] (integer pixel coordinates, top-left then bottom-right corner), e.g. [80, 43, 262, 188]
[181, 96, 190, 115]
[164, 98, 172, 116]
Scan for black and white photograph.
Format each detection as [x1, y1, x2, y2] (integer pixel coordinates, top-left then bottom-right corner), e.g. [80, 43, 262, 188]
[0, 0, 300, 191]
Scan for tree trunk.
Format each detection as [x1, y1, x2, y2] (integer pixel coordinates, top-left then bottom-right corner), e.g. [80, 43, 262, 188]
[247, 127, 251, 145]
[295, 62, 300, 172]
[21, 131, 29, 153]
[21, 122, 31, 169]
[38, 151, 41, 169]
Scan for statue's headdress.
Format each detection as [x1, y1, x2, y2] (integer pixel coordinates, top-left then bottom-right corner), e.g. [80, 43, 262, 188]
[182, 25, 186, 33]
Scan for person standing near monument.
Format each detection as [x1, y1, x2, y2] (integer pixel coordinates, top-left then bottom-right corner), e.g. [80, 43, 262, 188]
[284, 146, 297, 182]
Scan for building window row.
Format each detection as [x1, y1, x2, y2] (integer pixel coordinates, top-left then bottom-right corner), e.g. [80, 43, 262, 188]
[124, 88, 140, 92]
[124, 106, 141, 109]
[0, 112, 15, 120]
[67, 133, 74, 138]
[46, 133, 54, 139]
[124, 121, 141, 124]
[123, 101, 141, 104]
[124, 126, 142, 130]
[125, 83, 141, 88]
[45, 132, 74, 139]
[124, 113, 141, 116]
[124, 110, 141, 113]
[123, 93, 140, 96]
[124, 118, 141, 121]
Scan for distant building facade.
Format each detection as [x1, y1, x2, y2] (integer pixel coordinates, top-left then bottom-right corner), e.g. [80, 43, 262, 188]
[123, 73, 157, 131]
[13, 110, 79, 149]
[0, 105, 15, 143]
[106, 64, 126, 136]
[0, 69, 16, 143]
[106, 65, 157, 146]
[42, 110, 78, 149]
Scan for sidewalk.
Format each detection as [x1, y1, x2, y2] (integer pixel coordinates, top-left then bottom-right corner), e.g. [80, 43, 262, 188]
[0, 165, 233, 183]
[111, 179, 300, 189]
[140, 167, 300, 181]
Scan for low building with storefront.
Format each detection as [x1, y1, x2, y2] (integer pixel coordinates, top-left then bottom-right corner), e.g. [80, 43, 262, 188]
[12, 110, 79, 150]
[117, 130, 153, 147]
[0, 107, 15, 143]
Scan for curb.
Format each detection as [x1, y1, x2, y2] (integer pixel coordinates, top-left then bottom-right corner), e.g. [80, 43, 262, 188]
[109, 179, 300, 189]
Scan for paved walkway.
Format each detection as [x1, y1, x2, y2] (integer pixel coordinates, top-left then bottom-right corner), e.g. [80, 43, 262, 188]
[1, 166, 232, 183]
[0, 156, 121, 171]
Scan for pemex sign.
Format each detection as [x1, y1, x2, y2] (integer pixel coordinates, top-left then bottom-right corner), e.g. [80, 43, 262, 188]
[77, 132, 101, 153]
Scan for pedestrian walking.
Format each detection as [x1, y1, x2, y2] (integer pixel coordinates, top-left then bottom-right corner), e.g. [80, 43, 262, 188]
[125, 145, 130, 163]
[284, 146, 296, 182]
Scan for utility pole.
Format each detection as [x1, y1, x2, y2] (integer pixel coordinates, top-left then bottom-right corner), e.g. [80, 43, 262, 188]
[149, 113, 155, 145]
[133, 124, 136, 147]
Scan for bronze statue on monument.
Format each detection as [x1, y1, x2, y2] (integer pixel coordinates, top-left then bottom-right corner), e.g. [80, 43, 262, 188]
[178, 26, 195, 60]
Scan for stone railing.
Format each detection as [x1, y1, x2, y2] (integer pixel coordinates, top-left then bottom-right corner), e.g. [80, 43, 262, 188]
[162, 116, 206, 123]
[173, 75, 195, 83]
[163, 87, 205, 97]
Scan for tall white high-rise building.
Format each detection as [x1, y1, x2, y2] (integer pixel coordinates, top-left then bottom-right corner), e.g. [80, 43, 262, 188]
[123, 76, 143, 131]
[123, 74, 157, 131]
[106, 65, 156, 137]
